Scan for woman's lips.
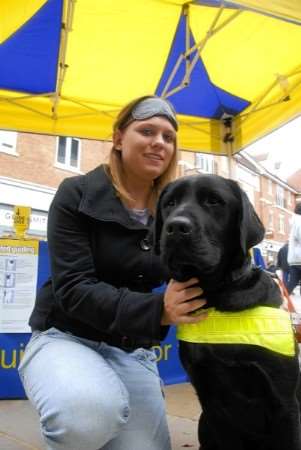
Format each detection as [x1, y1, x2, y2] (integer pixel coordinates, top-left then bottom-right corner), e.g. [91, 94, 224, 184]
[144, 153, 164, 162]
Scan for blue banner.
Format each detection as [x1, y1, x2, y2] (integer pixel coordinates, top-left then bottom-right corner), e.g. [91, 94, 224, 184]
[0, 242, 187, 399]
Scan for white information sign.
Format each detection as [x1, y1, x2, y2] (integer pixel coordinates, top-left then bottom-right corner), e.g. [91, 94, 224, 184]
[0, 239, 39, 332]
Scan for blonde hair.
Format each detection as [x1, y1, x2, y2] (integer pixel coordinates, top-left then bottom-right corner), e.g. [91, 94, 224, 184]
[105, 95, 179, 212]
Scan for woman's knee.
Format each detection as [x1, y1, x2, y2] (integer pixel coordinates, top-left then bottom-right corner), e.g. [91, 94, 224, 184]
[40, 390, 130, 449]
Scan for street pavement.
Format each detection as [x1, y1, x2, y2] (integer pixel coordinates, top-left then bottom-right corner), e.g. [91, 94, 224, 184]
[0, 383, 200, 450]
[1, 289, 300, 450]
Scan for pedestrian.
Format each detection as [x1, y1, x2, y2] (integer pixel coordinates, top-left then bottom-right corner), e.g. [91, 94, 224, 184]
[18, 95, 207, 450]
[276, 242, 290, 288]
[287, 202, 301, 295]
[252, 246, 266, 269]
[266, 259, 277, 274]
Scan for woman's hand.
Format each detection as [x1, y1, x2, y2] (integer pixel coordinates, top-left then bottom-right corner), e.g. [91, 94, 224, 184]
[161, 277, 208, 325]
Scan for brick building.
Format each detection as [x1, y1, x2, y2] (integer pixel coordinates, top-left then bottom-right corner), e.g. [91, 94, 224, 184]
[0, 131, 110, 237]
[0, 130, 300, 265]
[287, 169, 301, 196]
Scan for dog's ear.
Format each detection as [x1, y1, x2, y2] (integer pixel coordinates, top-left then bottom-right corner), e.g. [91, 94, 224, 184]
[153, 184, 170, 254]
[228, 179, 265, 256]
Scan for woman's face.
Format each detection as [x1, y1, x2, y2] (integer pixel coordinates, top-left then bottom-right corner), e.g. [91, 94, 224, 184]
[114, 116, 176, 183]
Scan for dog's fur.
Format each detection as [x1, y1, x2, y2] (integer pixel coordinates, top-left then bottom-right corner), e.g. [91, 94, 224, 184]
[154, 174, 301, 450]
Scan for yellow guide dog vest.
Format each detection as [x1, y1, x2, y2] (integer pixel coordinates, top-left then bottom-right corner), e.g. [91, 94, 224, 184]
[177, 306, 296, 356]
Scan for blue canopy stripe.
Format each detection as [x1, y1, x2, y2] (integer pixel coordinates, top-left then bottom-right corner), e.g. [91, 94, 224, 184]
[0, 0, 63, 94]
[195, 1, 240, 7]
[155, 10, 250, 120]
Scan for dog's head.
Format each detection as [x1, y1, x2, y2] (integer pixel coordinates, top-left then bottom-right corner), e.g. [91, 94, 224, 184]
[154, 174, 265, 285]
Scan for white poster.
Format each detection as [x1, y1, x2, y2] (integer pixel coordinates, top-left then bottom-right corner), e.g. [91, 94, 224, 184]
[0, 239, 39, 332]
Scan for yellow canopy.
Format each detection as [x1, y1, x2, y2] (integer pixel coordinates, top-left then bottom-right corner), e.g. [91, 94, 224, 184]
[0, 0, 301, 155]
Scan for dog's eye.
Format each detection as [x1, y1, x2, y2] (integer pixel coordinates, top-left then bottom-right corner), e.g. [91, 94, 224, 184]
[165, 199, 176, 208]
[206, 196, 221, 206]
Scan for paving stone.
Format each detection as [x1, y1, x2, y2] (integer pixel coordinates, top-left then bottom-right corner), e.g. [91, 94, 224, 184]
[0, 383, 200, 450]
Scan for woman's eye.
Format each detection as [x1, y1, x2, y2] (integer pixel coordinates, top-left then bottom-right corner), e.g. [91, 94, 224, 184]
[141, 128, 153, 136]
[163, 134, 174, 143]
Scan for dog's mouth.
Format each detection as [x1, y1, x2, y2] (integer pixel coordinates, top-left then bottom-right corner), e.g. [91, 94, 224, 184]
[167, 263, 198, 282]
[165, 257, 217, 282]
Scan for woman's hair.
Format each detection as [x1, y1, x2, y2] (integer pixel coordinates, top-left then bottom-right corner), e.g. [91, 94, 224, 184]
[105, 95, 179, 212]
[294, 202, 301, 215]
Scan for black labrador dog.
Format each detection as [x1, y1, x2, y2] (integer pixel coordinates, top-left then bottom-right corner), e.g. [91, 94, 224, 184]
[154, 174, 301, 450]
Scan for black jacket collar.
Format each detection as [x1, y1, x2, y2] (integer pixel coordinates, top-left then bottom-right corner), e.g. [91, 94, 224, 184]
[78, 165, 148, 230]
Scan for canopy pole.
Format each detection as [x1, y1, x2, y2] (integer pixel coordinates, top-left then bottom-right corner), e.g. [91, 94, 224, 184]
[226, 147, 235, 179]
[240, 66, 301, 125]
[222, 116, 236, 179]
[163, 4, 241, 99]
[52, 0, 76, 119]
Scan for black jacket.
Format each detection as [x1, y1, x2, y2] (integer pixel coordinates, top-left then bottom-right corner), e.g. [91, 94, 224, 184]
[277, 243, 289, 272]
[29, 165, 169, 347]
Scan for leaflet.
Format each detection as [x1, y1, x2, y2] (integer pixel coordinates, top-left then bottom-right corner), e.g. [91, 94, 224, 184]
[0, 239, 39, 332]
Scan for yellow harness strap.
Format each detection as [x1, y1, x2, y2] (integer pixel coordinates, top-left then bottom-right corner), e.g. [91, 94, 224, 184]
[177, 306, 295, 356]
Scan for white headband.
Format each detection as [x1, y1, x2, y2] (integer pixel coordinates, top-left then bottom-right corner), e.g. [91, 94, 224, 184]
[130, 97, 178, 130]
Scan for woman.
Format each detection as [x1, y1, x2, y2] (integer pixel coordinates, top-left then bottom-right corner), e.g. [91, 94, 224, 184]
[19, 95, 207, 450]
[287, 202, 301, 295]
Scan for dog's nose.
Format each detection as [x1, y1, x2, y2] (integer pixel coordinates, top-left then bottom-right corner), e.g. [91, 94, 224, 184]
[166, 217, 192, 236]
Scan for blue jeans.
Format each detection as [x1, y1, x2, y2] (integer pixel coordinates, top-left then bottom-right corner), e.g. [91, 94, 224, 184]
[18, 327, 171, 450]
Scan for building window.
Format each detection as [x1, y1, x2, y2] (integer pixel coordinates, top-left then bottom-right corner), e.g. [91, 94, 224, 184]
[268, 210, 273, 230]
[287, 191, 292, 206]
[0, 131, 17, 155]
[195, 153, 214, 174]
[276, 185, 285, 208]
[267, 179, 273, 195]
[56, 137, 81, 171]
[278, 214, 285, 234]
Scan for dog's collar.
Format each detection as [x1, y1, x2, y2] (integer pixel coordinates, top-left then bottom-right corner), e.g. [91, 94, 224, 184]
[177, 306, 296, 356]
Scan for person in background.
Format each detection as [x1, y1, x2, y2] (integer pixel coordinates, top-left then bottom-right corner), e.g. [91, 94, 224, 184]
[252, 246, 266, 270]
[18, 95, 207, 450]
[287, 203, 301, 295]
[266, 259, 277, 274]
[276, 241, 290, 288]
